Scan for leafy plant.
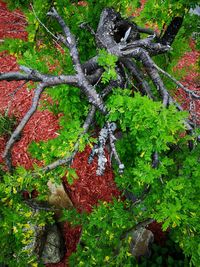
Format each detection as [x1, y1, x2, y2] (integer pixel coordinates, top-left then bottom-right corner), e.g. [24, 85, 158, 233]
[0, 0, 199, 266]
[97, 49, 118, 84]
[61, 199, 137, 266]
[0, 166, 54, 266]
[0, 113, 17, 137]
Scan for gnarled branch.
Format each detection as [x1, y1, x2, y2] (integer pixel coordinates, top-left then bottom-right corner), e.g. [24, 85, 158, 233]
[3, 82, 47, 171]
[1, 7, 198, 176]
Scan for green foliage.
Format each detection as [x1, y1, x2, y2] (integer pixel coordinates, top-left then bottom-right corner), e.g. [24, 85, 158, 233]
[0, 39, 30, 56]
[152, 145, 200, 266]
[62, 92, 199, 266]
[108, 91, 187, 145]
[66, 167, 78, 185]
[0, 166, 54, 266]
[1, 0, 200, 266]
[0, 113, 17, 137]
[133, 0, 199, 87]
[62, 199, 137, 266]
[97, 49, 118, 84]
[140, 234, 187, 267]
[106, 91, 200, 265]
[5, 0, 31, 10]
[138, 0, 199, 29]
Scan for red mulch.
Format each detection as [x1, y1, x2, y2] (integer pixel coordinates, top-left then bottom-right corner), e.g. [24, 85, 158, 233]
[174, 40, 200, 124]
[132, 0, 147, 17]
[0, 51, 60, 168]
[147, 222, 169, 246]
[0, 1, 60, 169]
[47, 146, 121, 267]
[64, 146, 121, 213]
[0, 1, 27, 40]
[0, 1, 199, 266]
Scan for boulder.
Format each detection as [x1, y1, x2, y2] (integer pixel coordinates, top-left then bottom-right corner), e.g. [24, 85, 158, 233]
[129, 227, 154, 258]
[41, 224, 65, 264]
[22, 203, 65, 264]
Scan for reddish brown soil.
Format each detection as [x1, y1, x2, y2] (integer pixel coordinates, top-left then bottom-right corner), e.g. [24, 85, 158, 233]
[132, 0, 147, 17]
[0, 1, 27, 40]
[174, 40, 200, 124]
[65, 146, 121, 213]
[0, 1, 60, 169]
[0, 1, 199, 266]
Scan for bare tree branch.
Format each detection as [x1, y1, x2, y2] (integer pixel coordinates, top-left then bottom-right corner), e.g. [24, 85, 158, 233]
[47, 8, 107, 114]
[120, 58, 154, 99]
[3, 83, 47, 171]
[30, 3, 58, 41]
[42, 73, 123, 174]
[107, 122, 124, 174]
[1, 7, 197, 177]
[121, 35, 169, 53]
[153, 62, 200, 99]
[136, 26, 156, 36]
[42, 105, 96, 173]
[82, 56, 99, 75]
[0, 71, 42, 82]
[5, 81, 27, 116]
[0, 66, 103, 86]
[88, 124, 110, 175]
[0, 68, 78, 85]
[127, 48, 170, 107]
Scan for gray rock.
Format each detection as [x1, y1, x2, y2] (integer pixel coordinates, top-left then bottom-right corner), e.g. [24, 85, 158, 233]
[21, 205, 65, 264]
[41, 224, 65, 264]
[22, 211, 46, 256]
[129, 227, 154, 258]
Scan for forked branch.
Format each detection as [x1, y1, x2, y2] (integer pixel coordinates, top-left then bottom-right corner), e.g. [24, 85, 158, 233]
[3, 82, 46, 171]
[1, 7, 198, 175]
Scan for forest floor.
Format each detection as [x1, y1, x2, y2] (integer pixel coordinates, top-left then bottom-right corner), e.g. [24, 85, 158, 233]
[0, 1, 199, 266]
